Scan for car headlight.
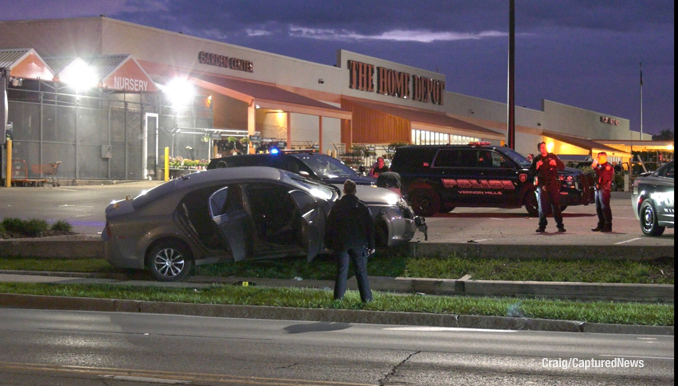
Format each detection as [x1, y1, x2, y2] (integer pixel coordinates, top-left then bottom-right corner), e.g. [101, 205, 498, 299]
[309, 188, 332, 200]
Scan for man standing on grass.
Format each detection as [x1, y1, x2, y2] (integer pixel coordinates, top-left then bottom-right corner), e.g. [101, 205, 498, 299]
[324, 179, 374, 302]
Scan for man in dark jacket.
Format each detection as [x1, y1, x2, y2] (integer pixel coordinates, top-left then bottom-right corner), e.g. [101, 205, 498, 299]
[324, 179, 375, 302]
[529, 142, 566, 233]
[591, 152, 614, 232]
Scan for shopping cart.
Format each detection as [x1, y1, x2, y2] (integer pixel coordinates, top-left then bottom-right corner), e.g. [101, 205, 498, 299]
[11, 159, 47, 187]
[31, 161, 61, 187]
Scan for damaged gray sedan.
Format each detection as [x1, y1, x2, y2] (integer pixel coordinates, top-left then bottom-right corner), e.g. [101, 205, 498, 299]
[102, 167, 424, 281]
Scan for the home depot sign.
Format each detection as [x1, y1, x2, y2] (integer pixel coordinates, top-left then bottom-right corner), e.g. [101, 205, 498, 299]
[348, 60, 445, 105]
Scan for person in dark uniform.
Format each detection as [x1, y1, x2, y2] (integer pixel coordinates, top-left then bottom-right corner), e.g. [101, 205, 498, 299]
[591, 152, 614, 232]
[529, 142, 566, 233]
[324, 179, 375, 302]
[369, 157, 390, 178]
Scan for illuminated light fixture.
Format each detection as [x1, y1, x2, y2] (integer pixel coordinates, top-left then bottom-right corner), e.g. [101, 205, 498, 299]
[60, 58, 99, 92]
[255, 104, 260, 109]
[160, 78, 195, 109]
[547, 142, 554, 153]
[668, 144, 674, 150]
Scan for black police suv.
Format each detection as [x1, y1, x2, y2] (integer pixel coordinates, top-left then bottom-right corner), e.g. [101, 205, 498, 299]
[207, 150, 376, 185]
[389, 143, 594, 217]
[631, 160, 674, 236]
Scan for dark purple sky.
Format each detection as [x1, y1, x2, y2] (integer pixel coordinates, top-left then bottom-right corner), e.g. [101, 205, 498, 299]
[1, 0, 674, 135]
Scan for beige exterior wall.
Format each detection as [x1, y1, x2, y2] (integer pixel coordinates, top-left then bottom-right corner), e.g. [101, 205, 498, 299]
[0, 16, 652, 159]
[0, 18, 103, 57]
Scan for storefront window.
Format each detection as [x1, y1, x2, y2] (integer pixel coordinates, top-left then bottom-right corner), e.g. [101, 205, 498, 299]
[410, 130, 479, 146]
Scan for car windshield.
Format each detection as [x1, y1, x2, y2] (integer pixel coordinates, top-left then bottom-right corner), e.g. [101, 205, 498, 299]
[300, 154, 358, 179]
[498, 147, 532, 168]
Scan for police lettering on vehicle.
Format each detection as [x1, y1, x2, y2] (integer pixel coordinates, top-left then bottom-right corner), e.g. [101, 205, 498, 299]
[442, 179, 515, 191]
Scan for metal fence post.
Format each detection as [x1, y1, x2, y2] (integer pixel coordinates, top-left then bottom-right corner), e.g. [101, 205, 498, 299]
[164, 147, 169, 181]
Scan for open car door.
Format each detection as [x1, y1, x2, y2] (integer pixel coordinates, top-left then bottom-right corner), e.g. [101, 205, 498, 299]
[288, 190, 325, 262]
[209, 186, 250, 262]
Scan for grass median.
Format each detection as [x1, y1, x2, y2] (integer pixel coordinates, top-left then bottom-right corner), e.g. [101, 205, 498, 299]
[0, 247, 673, 284]
[0, 282, 673, 326]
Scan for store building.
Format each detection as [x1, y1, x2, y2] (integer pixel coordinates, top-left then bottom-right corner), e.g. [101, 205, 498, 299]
[0, 16, 667, 184]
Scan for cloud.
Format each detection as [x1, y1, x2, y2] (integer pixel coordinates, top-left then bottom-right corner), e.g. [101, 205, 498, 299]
[246, 29, 272, 37]
[288, 26, 507, 43]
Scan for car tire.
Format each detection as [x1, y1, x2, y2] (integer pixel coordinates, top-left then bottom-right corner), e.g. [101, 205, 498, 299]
[147, 240, 193, 281]
[442, 207, 455, 213]
[409, 188, 441, 217]
[524, 190, 539, 217]
[639, 200, 665, 236]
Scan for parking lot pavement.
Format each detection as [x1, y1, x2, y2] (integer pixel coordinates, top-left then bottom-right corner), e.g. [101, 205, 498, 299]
[0, 183, 673, 248]
[411, 192, 674, 247]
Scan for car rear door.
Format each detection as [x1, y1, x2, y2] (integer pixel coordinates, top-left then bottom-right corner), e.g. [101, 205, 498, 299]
[209, 185, 251, 262]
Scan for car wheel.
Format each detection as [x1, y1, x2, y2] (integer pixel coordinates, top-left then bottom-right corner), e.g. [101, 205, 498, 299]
[524, 191, 539, 217]
[639, 200, 665, 236]
[147, 241, 193, 281]
[409, 188, 441, 217]
[441, 206, 455, 213]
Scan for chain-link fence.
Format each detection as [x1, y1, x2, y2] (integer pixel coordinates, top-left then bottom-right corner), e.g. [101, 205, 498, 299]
[3, 81, 212, 182]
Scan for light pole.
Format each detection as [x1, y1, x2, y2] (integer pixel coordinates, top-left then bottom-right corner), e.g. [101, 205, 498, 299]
[507, 0, 516, 149]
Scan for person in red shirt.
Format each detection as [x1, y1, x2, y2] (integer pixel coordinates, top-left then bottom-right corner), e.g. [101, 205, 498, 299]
[591, 152, 614, 232]
[529, 142, 566, 233]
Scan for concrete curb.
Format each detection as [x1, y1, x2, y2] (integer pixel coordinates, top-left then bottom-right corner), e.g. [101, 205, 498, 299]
[0, 238, 674, 261]
[0, 293, 672, 336]
[191, 275, 675, 303]
[410, 243, 675, 261]
[0, 237, 103, 259]
[1, 271, 673, 303]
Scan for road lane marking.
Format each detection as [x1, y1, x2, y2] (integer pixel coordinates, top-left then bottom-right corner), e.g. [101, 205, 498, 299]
[384, 327, 516, 333]
[0, 361, 373, 385]
[614, 238, 642, 245]
[100, 375, 189, 384]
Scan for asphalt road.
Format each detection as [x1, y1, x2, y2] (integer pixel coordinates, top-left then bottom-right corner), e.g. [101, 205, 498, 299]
[0, 308, 673, 385]
[0, 180, 672, 247]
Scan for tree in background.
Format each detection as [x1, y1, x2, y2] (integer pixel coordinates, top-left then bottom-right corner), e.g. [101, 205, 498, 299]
[652, 129, 674, 141]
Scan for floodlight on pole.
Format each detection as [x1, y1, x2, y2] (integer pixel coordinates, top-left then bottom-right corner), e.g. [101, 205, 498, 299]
[161, 78, 195, 109]
[60, 59, 99, 92]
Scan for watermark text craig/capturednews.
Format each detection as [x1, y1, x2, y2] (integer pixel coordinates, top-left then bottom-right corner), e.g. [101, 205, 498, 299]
[542, 357, 644, 370]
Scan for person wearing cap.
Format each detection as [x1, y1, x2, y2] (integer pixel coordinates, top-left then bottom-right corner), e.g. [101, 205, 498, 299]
[591, 152, 614, 232]
[324, 179, 375, 302]
[529, 142, 566, 233]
